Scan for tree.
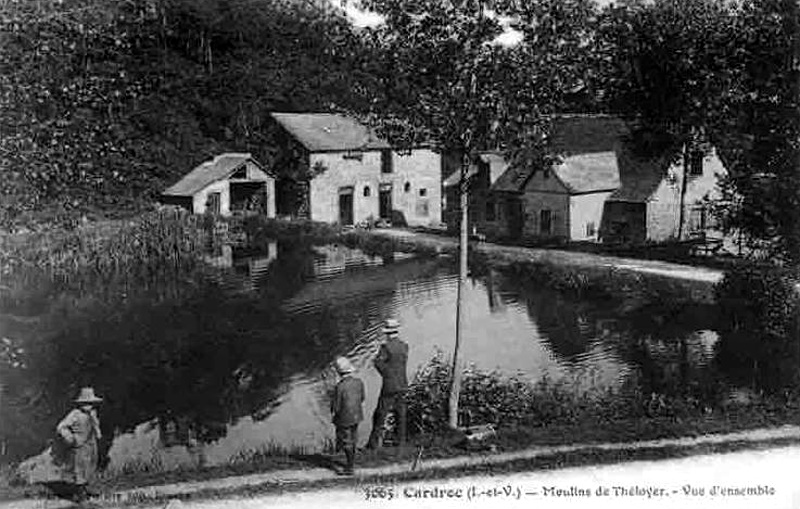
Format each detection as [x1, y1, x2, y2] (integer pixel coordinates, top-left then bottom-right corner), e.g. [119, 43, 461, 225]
[712, 0, 800, 264]
[0, 0, 379, 229]
[597, 0, 739, 239]
[357, 0, 602, 428]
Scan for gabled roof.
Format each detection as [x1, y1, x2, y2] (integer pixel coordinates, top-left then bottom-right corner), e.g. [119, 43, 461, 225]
[163, 153, 262, 196]
[608, 172, 664, 203]
[490, 164, 532, 193]
[555, 152, 620, 193]
[489, 152, 620, 194]
[270, 112, 390, 152]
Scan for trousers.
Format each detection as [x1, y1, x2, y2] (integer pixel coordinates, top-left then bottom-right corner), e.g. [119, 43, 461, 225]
[367, 392, 407, 448]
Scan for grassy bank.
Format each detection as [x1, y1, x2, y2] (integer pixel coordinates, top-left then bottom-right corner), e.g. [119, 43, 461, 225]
[6, 414, 799, 505]
[5, 355, 799, 502]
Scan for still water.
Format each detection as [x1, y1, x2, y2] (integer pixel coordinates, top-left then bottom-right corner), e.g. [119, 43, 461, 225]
[0, 239, 721, 474]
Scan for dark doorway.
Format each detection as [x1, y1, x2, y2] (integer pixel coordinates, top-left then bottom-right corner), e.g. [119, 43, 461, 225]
[230, 182, 267, 214]
[379, 185, 392, 220]
[206, 192, 221, 216]
[505, 199, 524, 239]
[540, 209, 552, 236]
[339, 187, 354, 225]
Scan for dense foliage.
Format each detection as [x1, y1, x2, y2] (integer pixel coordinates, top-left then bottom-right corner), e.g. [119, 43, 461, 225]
[0, 0, 377, 230]
[715, 263, 800, 393]
[402, 349, 724, 437]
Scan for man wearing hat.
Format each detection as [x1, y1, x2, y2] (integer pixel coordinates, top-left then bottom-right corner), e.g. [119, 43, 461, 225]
[331, 357, 365, 475]
[366, 318, 408, 449]
[56, 387, 103, 501]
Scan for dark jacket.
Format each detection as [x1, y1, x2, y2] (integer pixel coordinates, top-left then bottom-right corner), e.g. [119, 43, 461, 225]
[375, 338, 408, 394]
[331, 375, 365, 427]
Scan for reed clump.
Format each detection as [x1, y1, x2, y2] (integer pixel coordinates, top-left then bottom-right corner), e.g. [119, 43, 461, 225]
[0, 209, 209, 304]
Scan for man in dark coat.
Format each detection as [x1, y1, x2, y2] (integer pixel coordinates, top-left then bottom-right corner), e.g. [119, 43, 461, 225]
[367, 318, 408, 448]
[331, 356, 365, 475]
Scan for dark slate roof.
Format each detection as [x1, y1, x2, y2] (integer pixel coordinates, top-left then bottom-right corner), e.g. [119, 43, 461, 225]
[163, 153, 256, 196]
[555, 152, 620, 193]
[443, 166, 479, 187]
[443, 152, 506, 187]
[490, 164, 531, 193]
[607, 172, 664, 202]
[550, 114, 629, 155]
[271, 112, 390, 152]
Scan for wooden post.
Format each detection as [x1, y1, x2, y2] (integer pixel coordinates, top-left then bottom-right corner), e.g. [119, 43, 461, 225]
[448, 153, 470, 430]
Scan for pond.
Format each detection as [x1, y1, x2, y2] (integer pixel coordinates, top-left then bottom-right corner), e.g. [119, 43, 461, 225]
[0, 234, 728, 475]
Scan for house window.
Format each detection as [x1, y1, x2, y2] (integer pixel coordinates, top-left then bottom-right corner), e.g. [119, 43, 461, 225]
[363, 186, 371, 197]
[231, 166, 247, 179]
[343, 151, 363, 161]
[404, 182, 411, 193]
[540, 209, 552, 235]
[419, 188, 427, 197]
[381, 149, 393, 173]
[486, 201, 496, 221]
[689, 150, 704, 176]
[586, 221, 596, 237]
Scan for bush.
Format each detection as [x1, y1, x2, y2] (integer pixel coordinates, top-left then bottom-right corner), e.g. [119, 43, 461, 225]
[715, 262, 800, 393]
[402, 350, 728, 438]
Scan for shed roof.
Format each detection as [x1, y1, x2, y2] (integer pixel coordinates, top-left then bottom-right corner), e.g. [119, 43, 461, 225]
[163, 153, 260, 196]
[270, 112, 390, 152]
[607, 172, 664, 202]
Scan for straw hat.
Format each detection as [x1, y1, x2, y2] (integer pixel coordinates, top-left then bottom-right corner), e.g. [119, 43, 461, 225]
[74, 387, 103, 405]
[334, 357, 356, 375]
[382, 318, 400, 335]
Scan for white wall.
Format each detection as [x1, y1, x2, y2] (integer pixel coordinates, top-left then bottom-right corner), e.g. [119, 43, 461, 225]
[392, 149, 442, 226]
[193, 180, 230, 216]
[308, 149, 442, 226]
[646, 148, 726, 241]
[569, 191, 613, 241]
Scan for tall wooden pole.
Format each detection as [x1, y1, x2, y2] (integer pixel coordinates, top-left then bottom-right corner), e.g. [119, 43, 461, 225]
[448, 154, 470, 429]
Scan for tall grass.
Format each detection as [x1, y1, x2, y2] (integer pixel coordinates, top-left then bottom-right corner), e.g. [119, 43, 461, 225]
[0, 209, 209, 306]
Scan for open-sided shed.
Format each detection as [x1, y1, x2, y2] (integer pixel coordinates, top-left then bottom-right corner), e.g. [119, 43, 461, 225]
[162, 153, 276, 217]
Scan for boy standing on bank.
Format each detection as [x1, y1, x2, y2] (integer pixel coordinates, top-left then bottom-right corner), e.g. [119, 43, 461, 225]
[331, 357, 365, 476]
